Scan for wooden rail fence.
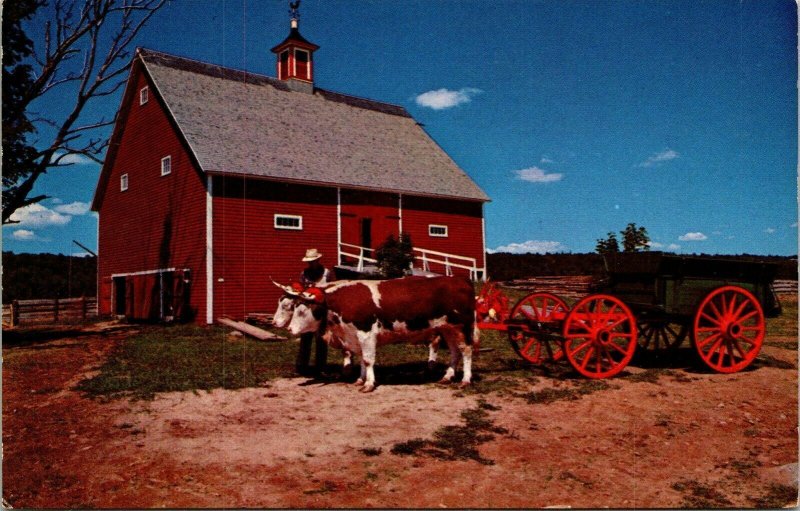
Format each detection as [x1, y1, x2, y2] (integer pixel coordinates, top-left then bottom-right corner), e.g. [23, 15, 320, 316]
[3, 297, 98, 327]
[503, 275, 595, 299]
[773, 280, 798, 295]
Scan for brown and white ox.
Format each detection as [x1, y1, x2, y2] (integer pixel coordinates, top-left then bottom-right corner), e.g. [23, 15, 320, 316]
[273, 276, 479, 392]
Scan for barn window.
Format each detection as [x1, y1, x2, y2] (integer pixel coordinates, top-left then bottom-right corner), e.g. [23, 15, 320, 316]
[429, 224, 448, 237]
[120, 173, 129, 191]
[139, 86, 149, 105]
[295, 49, 310, 80]
[274, 214, 303, 230]
[160, 155, 171, 176]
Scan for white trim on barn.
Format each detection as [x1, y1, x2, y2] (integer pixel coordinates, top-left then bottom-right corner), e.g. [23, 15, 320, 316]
[337, 187, 342, 266]
[481, 206, 487, 281]
[206, 175, 214, 324]
[398, 193, 403, 234]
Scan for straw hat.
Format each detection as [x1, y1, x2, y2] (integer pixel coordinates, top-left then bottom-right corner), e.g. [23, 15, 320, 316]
[302, 248, 323, 262]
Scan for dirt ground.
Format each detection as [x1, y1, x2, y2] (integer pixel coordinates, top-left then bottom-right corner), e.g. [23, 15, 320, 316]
[3, 316, 798, 508]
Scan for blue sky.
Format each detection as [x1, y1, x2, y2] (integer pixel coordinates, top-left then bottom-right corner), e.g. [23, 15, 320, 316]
[4, 0, 797, 257]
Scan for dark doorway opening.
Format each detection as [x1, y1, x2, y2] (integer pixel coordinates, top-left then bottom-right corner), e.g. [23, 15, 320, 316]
[361, 218, 373, 249]
[113, 276, 126, 315]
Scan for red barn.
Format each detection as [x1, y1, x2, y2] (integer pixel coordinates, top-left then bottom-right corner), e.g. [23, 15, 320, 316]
[91, 18, 489, 324]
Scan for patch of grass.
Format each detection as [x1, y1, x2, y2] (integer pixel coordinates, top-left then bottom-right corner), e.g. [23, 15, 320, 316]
[749, 483, 798, 508]
[516, 380, 613, 405]
[390, 402, 507, 465]
[359, 447, 382, 457]
[671, 480, 733, 508]
[766, 293, 798, 342]
[76, 324, 299, 400]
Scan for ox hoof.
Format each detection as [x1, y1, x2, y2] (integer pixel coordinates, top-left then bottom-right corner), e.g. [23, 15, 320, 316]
[360, 384, 376, 393]
[354, 378, 365, 387]
[436, 378, 453, 385]
[458, 381, 471, 389]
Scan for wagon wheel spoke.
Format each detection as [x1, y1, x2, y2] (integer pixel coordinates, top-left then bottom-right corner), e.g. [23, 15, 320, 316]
[508, 293, 569, 365]
[696, 332, 722, 350]
[733, 310, 760, 327]
[699, 312, 722, 327]
[564, 294, 636, 379]
[579, 346, 595, 370]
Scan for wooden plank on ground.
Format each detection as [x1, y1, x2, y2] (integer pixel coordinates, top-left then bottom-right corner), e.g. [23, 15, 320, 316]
[217, 317, 286, 341]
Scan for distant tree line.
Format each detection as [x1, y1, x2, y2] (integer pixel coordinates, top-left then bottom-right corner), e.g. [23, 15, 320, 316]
[486, 252, 798, 282]
[2, 251, 97, 302]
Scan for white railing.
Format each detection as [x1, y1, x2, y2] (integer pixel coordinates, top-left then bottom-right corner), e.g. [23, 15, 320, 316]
[338, 242, 485, 280]
[413, 247, 483, 280]
[339, 242, 378, 272]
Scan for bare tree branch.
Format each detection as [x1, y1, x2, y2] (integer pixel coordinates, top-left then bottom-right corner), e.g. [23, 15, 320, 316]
[3, 0, 167, 224]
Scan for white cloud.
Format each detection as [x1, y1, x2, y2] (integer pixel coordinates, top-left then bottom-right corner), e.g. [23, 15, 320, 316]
[52, 152, 97, 166]
[54, 201, 90, 216]
[679, 232, 708, 241]
[638, 149, 679, 168]
[12, 229, 37, 241]
[9, 203, 71, 228]
[764, 227, 776, 234]
[540, 156, 554, 164]
[791, 222, 798, 228]
[414, 87, 482, 110]
[647, 241, 681, 252]
[515, 166, 564, 183]
[488, 240, 566, 254]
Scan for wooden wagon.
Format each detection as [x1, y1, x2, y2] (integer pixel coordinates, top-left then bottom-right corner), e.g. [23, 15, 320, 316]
[476, 252, 781, 379]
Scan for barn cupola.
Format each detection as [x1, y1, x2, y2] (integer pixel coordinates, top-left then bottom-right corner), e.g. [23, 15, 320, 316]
[270, 0, 319, 93]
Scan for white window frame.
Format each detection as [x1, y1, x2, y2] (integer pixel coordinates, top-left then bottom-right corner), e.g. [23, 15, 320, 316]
[139, 86, 149, 105]
[120, 173, 129, 191]
[274, 214, 303, 231]
[160, 155, 172, 176]
[429, 224, 448, 238]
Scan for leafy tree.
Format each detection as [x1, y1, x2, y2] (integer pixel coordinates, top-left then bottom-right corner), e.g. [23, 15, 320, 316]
[3, 0, 44, 216]
[375, 233, 414, 278]
[2, 0, 166, 224]
[596, 223, 651, 254]
[621, 222, 650, 252]
[595, 232, 620, 255]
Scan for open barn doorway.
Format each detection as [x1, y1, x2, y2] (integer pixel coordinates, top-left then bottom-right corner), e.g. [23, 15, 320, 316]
[111, 269, 190, 322]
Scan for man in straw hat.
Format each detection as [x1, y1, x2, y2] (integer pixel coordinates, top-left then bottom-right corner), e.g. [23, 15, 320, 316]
[296, 248, 334, 376]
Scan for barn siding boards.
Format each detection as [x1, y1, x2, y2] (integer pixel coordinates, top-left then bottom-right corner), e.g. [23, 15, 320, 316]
[340, 190, 400, 253]
[211, 177, 338, 320]
[402, 196, 485, 277]
[96, 68, 207, 322]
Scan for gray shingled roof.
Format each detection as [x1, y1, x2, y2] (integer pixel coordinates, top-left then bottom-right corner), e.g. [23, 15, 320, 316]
[139, 49, 488, 202]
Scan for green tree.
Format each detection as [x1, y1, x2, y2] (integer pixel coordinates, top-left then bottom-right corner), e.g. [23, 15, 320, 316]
[2, 0, 166, 225]
[375, 233, 414, 278]
[2, 0, 44, 216]
[621, 222, 650, 252]
[595, 232, 620, 255]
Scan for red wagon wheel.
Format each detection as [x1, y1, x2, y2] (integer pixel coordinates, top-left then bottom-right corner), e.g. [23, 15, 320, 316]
[508, 292, 568, 364]
[692, 286, 765, 373]
[562, 294, 637, 379]
[637, 319, 688, 351]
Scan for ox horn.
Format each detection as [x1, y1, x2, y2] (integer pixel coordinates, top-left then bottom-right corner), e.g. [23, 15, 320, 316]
[272, 279, 298, 295]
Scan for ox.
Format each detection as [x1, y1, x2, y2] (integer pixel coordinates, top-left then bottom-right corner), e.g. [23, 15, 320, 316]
[275, 276, 478, 392]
